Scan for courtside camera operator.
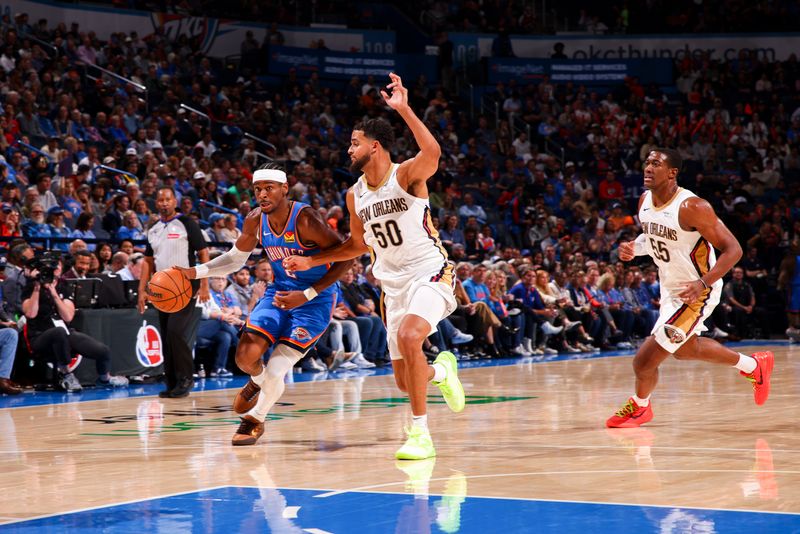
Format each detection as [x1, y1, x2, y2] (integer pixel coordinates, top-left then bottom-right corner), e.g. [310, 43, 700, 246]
[21, 253, 128, 392]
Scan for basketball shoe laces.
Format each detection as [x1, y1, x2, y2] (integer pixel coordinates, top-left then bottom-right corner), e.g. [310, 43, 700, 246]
[742, 365, 762, 384]
[237, 418, 260, 436]
[615, 399, 638, 417]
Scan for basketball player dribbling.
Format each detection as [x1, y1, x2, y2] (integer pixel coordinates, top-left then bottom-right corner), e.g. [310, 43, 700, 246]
[284, 73, 464, 460]
[173, 162, 351, 445]
[607, 148, 774, 428]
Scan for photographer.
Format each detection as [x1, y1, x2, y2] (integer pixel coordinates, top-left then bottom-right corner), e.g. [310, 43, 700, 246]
[21, 256, 128, 392]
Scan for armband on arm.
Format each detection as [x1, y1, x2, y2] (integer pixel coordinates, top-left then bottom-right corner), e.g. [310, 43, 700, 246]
[633, 233, 648, 256]
[193, 245, 251, 278]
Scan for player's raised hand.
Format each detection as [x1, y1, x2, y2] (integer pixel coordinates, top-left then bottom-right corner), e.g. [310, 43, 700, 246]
[380, 72, 409, 112]
[283, 255, 313, 273]
[618, 241, 636, 262]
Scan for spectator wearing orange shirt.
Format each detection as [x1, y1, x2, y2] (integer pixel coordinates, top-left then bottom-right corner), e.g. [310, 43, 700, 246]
[606, 202, 636, 230]
[598, 170, 624, 207]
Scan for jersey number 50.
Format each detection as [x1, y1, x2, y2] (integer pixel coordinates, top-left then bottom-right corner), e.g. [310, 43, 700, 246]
[371, 220, 404, 248]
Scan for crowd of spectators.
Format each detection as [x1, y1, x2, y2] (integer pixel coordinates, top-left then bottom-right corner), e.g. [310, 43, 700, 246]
[416, 0, 800, 35]
[0, 8, 799, 389]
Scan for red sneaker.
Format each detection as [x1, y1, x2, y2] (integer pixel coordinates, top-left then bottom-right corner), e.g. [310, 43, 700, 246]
[740, 351, 774, 406]
[606, 397, 653, 428]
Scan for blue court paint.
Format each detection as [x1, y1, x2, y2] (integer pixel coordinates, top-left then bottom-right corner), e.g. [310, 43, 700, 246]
[2, 486, 798, 533]
[1, 340, 791, 410]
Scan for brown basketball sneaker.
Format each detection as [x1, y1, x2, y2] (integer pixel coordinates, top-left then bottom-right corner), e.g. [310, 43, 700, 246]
[231, 415, 265, 446]
[233, 379, 261, 414]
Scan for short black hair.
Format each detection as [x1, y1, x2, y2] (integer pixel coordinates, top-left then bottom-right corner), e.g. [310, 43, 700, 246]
[353, 118, 395, 150]
[257, 161, 285, 173]
[157, 186, 176, 197]
[653, 147, 682, 173]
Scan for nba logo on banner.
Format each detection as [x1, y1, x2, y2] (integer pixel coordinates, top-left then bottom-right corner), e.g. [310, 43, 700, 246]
[136, 321, 164, 367]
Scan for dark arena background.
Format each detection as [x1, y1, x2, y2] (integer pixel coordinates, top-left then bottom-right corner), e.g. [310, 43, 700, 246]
[0, 1, 799, 532]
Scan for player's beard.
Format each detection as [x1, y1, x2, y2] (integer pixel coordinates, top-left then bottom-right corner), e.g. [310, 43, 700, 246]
[350, 153, 370, 174]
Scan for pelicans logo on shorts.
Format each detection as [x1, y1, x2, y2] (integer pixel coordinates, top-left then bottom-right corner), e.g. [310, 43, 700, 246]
[136, 320, 165, 367]
[291, 327, 311, 341]
[663, 324, 686, 344]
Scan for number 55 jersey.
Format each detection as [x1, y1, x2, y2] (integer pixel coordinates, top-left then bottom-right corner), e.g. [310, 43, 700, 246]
[639, 187, 723, 352]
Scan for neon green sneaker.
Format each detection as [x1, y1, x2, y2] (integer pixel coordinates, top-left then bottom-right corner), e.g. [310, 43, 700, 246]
[395, 426, 436, 460]
[432, 351, 465, 413]
[436, 471, 468, 534]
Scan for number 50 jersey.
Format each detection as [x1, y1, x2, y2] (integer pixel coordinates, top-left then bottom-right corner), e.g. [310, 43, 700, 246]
[352, 163, 451, 285]
[639, 187, 722, 297]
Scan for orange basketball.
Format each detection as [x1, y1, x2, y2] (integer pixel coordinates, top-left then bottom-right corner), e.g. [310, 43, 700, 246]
[146, 269, 192, 313]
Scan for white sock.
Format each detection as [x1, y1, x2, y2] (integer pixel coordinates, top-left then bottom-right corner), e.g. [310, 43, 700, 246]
[431, 362, 447, 383]
[734, 353, 757, 374]
[251, 364, 268, 387]
[632, 394, 650, 407]
[412, 414, 428, 430]
[247, 350, 301, 422]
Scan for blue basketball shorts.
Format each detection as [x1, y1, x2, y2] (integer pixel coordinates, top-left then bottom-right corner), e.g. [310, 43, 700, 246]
[244, 287, 335, 354]
[789, 284, 800, 313]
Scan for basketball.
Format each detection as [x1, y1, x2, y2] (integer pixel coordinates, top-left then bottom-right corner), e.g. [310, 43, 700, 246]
[146, 269, 192, 313]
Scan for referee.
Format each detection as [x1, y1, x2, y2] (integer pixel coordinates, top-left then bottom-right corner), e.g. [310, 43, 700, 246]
[138, 187, 209, 398]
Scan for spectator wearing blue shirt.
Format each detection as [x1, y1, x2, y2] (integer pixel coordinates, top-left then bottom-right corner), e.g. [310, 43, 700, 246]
[69, 212, 97, 251]
[462, 263, 509, 351]
[508, 266, 562, 355]
[457, 193, 487, 226]
[338, 269, 387, 364]
[596, 272, 634, 349]
[439, 214, 465, 248]
[642, 268, 661, 309]
[21, 202, 52, 246]
[46, 206, 71, 252]
[198, 276, 243, 377]
[115, 210, 146, 243]
[462, 263, 491, 306]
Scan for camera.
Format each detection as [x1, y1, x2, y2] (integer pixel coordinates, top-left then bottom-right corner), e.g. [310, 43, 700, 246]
[26, 251, 62, 284]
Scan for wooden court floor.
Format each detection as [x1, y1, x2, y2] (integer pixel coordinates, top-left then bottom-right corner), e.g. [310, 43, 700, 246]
[0, 342, 798, 532]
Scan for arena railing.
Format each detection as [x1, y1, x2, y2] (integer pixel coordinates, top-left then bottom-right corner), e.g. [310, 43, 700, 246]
[76, 60, 148, 112]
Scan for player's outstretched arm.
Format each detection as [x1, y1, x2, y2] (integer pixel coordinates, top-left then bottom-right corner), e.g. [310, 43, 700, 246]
[175, 208, 260, 280]
[677, 197, 743, 302]
[283, 190, 369, 272]
[382, 72, 441, 188]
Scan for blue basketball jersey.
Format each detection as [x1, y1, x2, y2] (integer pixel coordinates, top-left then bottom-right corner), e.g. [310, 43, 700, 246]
[259, 201, 333, 295]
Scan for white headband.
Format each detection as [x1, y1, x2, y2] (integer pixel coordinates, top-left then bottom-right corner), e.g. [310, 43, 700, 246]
[253, 169, 287, 184]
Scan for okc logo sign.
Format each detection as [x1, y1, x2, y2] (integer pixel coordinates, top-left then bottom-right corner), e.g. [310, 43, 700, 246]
[136, 320, 164, 367]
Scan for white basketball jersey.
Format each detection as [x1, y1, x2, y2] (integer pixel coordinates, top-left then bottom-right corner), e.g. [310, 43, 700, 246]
[639, 187, 722, 297]
[352, 164, 451, 285]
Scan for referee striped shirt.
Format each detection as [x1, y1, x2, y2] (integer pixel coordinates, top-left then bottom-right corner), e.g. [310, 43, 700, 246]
[145, 215, 207, 288]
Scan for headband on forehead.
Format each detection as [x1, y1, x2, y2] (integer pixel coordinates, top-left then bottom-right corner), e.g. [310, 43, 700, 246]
[253, 169, 287, 184]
